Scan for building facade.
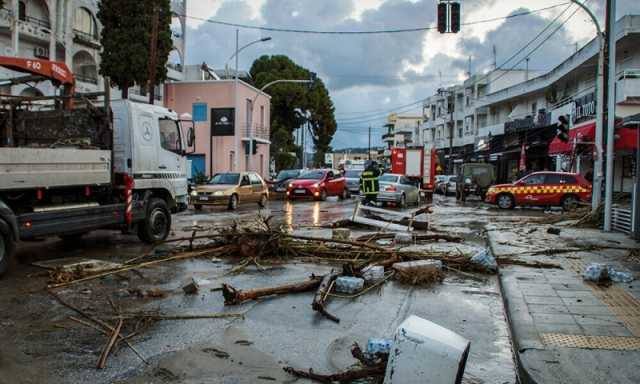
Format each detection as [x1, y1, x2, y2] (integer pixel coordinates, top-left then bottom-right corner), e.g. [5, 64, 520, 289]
[0, 0, 186, 102]
[164, 79, 271, 179]
[421, 15, 640, 194]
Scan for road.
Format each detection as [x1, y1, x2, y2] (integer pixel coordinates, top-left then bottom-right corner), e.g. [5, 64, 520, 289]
[0, 195, 546, 384]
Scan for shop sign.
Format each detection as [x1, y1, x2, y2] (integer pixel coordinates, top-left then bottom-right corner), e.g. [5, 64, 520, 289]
[504, 116, 534, 134]
[211, 108, 235, 136]
[572, 92, 596, 123]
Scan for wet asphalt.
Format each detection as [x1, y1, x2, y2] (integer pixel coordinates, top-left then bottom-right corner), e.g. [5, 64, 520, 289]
[0, 195, 546, 384]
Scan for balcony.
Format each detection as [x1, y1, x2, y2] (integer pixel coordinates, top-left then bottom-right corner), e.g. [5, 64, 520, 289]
[241, 124, 270, 142]
[75, 74, 98, 84]
[477, 122, 505, 137]
[73, 29, 101, 49]
[617, 69, 640, 105]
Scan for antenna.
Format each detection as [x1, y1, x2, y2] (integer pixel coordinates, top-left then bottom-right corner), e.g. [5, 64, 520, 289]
[492, 45, 497, 70]
[467, 56, 472, 78]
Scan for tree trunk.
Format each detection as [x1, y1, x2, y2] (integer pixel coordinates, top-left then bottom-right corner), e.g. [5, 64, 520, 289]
[311, 271, 340, 323]
[121, 87, 129, 99]
[222, 276, 323, 305]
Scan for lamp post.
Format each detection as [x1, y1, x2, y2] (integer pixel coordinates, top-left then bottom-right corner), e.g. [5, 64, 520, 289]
[230, 30, 271, 172]
[569, 0, 605, 213]
[246, 79, 312, 173]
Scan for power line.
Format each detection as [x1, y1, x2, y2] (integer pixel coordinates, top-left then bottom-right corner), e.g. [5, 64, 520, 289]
[176, 2, 571, 35]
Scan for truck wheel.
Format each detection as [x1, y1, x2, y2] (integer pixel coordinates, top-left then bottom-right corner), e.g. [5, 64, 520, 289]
[0, 229, 16, 278]
[228, 194, 239, 210]
[138, 198, 171, 244]
[497, 193, 515, 210]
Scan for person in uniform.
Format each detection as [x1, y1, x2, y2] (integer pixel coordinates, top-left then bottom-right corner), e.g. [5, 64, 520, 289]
[360, 160, 380, 206]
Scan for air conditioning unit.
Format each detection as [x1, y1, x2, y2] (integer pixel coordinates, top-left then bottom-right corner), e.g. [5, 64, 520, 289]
[34, 47, 49, 59]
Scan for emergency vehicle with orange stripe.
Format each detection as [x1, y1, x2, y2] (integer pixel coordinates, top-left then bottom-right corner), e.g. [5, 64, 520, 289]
[484, 172, 592, 211]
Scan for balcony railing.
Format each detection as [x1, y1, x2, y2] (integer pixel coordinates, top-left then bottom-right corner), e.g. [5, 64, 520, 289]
[241, 124, 270, 141]
[73, 29, 101, 49]
[167, 63, 183, 72]
[75, 74, 98, 84]
[23, 15, 50, 29]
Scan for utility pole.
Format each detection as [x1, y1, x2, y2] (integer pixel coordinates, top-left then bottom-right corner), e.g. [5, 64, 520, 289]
[233, 29, 240, 171]
[368, 126, 372, 160]
[604, 0, 617, 231]
[147, 5, 159, 104]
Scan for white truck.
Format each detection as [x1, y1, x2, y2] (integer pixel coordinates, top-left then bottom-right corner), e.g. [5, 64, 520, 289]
[0, 57, 192, 276]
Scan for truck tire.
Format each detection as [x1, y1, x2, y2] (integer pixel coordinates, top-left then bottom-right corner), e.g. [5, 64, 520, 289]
[0, 228, 16, 278]
[137, 198, 171, 244]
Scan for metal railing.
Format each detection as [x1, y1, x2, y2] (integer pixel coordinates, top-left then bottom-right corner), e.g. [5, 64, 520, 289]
[75, 74, 98, 84]
[611, 206, 632, 234]
[241, 124, 270, 140]
[73, 29, 98, 42]
[22, 15, 51, 29]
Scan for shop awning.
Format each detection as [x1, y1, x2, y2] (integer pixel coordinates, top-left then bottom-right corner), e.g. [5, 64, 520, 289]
[615, 127, 638, 151]
[548, 121, 595, 155]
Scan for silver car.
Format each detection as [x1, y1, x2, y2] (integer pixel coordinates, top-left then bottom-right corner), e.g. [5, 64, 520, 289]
[377, 173, 420, 208]
[344, 169, 363, 195]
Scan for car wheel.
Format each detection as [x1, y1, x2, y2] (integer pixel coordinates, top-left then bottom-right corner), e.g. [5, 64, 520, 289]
[137, 198, 171, 244]
[0, 228, 16, 278]
[497, 193, 515, 210]
[319, 189, 327, 201]
[258, 194, 268, 208]
[194, 204, 203, 211]
[561, 195, 578, 211]
[399, 193, 407, 209]
[339, 188, 348, 200]
[228, 194, 239, 210]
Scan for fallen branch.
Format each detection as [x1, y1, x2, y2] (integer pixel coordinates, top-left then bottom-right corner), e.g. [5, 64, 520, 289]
[283, 365, 386, 383]
[284, 234, 390, 252]
[496, 258, 561, 269]
[222, 276, 323, 305]
[97, 318, 123, 369]
[312, 271, 340, 323]
[109, 312, 245, 321]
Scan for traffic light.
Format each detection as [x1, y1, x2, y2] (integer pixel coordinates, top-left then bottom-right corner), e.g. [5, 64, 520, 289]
[437, 1, 461, 34]
[437, 2, 447, 33]
[450, 2, 461, 33]
[244, 139, 258, 155]
[557, 115, 570, 143]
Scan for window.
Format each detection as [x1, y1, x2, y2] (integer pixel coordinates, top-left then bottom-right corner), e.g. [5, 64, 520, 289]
[249, 173, 262, 185]
[159, 118, 182, 153]
[562, 175, 577, 184]
[260, 106, 265, 128]
[240, 175, 251, 186]
[192, 103, 207, 122]
[458, 127, 463, 138]
[18, 1, 26, 21]
[522, 174, 545, 185]
[209, 173, 240, 185]
[531, 102, 537, 115]
[545, 174, 562, 184]
[74, 7, 96, 37]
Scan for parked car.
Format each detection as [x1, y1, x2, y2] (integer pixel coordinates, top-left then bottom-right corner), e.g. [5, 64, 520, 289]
[344, 169, 363, 195]
[287, 169, 348, 201]
[435, 175, 456, 195]
[269, 169, 302, 198]
[191, 172, 268, 210]
[456, 163, 496, 201]
[485, 171, 592, 210]
[377, 173, 420, 208]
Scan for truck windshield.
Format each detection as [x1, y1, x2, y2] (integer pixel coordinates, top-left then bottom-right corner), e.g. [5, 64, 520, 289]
[209, 173, 240, 185]
[159, 118, 182, 154]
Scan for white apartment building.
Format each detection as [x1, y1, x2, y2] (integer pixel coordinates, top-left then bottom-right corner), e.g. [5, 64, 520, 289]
[0, 0, 186, 102]
[382, 112, 423, 149]
[422, 15, 640, 189]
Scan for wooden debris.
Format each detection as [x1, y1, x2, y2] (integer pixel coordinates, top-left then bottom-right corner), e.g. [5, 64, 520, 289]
[222, 276, 323, 305]
[283, 365, 386, 383]
[97, 318, 123, 369]
[496, 258, 561, 269]
[311, 271, 340, 323]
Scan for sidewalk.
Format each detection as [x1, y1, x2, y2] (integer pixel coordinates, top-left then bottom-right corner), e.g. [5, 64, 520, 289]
[486, 222, 640, 384]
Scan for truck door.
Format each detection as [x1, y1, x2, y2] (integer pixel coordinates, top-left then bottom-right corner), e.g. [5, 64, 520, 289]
[158, 117, 184, 177]
[134, 113, 159, 175]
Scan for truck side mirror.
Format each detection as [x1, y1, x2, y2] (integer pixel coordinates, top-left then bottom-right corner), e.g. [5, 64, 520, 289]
[187, 127, 195, 147]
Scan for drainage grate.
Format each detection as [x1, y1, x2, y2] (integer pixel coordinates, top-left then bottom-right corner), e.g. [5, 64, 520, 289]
[541, 333, 640, 351]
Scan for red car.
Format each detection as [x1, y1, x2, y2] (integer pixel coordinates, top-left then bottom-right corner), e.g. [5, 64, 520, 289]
[286, 169, 349, 201]
[485, 171, 592, 210]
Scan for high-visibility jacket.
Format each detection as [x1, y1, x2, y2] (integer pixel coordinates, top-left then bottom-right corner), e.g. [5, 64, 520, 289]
[360, 169, 380, 195]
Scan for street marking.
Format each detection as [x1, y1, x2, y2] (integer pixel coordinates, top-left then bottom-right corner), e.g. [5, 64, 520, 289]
[541, 333, 640, 351]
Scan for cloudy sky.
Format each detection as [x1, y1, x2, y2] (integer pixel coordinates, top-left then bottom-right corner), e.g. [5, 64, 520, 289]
[183, 0, 638, 150]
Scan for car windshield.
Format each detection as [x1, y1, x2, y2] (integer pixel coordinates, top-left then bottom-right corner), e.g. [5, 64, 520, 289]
[379, 174, 399, 183]
[298, 170, 325, 180]
[209, 173, 240, 185]
[344, 170, 362, 178]
[276, 170, 299, 181]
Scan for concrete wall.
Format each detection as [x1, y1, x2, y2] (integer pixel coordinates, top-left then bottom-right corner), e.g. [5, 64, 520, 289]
[164, 80, 271, 179]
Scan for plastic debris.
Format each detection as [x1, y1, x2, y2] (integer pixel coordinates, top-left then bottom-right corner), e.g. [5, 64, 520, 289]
[393, 260, 443, 285]
[583, 263, 609, 282]
[335, 276, 365, 294]
[367, 338, 393, 355]
[182, 277, 200, 295]
[394, 232, 413, 244]
[362, 265, 385, 283]
[607, 266, 634, 283]
[470, 249, 497, 272]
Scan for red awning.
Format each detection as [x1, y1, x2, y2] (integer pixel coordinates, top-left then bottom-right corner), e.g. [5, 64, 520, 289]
[548, 121, 595, 155]
[615, 127, 638, 151]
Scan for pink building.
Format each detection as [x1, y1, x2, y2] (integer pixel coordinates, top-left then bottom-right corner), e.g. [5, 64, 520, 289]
[164, 80, 271, 179]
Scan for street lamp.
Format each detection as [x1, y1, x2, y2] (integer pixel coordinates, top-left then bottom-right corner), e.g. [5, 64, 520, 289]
[230, 30, 271, 172]
[247, 79, 313, 172]
[569, 0, 605, 214]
